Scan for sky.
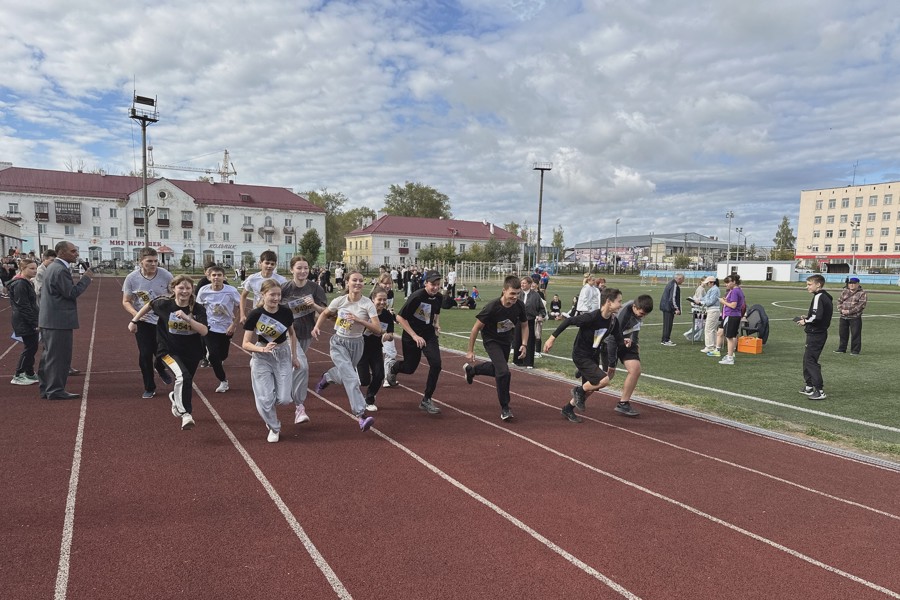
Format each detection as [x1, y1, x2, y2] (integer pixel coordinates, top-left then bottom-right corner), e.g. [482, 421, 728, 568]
[3, 0, 900, 250]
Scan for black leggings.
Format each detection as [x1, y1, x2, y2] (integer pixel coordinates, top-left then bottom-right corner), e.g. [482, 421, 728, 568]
[473, 340, 511, 408]
[393, 333, 442, 398]
[357, 335, 385, 399]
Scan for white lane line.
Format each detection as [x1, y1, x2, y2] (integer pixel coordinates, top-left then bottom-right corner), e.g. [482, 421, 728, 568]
[412, 387, 900, 599]
[439, 330, 900, 434]
[198, 388, 353, 600]
[307, 390, 643, 600]
[54, 277, 101, 600]
[0, 340, 18, 361]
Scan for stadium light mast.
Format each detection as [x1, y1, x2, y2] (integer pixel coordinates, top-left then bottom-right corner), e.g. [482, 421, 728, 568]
[129, 93, 159, 247]
[532, 162, 552, 267]
[850, 220, 860, 275]
[725, 211, 734, 275]
[614, 218, 621, 275]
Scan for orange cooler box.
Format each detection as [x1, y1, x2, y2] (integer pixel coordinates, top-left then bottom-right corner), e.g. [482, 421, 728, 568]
[737, 336, 763, 354]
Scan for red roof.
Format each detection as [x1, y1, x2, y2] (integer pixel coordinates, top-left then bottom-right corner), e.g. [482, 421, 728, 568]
[350, 215, 522, 241]
[0, 166, 323, 213]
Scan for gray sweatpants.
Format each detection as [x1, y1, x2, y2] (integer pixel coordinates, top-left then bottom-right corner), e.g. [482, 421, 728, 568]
[251, 342, 294, 433]
[326, 335, 366, 417]
[291, 337, 311, 405]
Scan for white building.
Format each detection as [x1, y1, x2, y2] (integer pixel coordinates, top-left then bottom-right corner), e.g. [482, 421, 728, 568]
[0, 163, 325, 268]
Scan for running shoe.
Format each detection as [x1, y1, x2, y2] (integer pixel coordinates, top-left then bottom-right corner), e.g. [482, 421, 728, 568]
[142, 389, 156, 399]
[706, 349, 721, 357]
[359, 415, 375, 432]
[718, 355, 735, 365]
[572, 385, 586, 411]
[615, 401, 640, 417]
[295, 404, 310, 423]
[500, 407, 514, 421]
[661, 340, 677, 347]
[215, 380, 229, 393]
[267, 428, 280, 443]
[419, 397, 441, 414]
[169, 391, 180, 417]
[561, 404, 582, 423]
[798, 386, 814, 395]
[365, 398, 378, 412]
[808, 389, 827, 400]
[463, 362, 474, 385]
[315, 374, 330, 393]
[181, 413, 195, 430]
[385, 367, 399, 388]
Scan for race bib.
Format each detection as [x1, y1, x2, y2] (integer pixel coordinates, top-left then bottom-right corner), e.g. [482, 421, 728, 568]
[167, 313, 193, 336]
[134, 290, 153, 308]
[623, 322, 642, 336]
[496, 319, 515, 334]
[335, 308, 354, 336]
[287, 295, 315, 319]
[255, 313, 288, 342]
[413, 302, 432, 324]
[592, 327, 608, 348]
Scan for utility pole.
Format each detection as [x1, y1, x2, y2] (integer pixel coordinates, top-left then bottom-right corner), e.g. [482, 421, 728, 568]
[725, 211, 734, 275]
[532, 162, 552, 267]
[129, 93, 159, 247]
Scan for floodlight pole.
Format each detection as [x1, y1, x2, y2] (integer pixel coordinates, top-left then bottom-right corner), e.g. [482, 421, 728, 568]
[614, 218, 620, 275]
[532, 162, 552, 267]
[850, 220, 860, 275]
[725, 211, 734, 275]
[129, 93, 159, 247]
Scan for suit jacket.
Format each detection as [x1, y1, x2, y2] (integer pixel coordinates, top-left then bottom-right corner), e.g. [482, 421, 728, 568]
[38, 259, 92, 330]
[520, 290, 547, 320]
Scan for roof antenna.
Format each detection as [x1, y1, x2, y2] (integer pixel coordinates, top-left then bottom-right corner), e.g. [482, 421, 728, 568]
[851, 160, 858, 186]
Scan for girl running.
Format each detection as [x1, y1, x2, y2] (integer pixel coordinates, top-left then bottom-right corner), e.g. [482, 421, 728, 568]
[242, 279, 300, 443]
[312, 271, 383, 432]
[8, 257, 40, 385]
[357, 286, 395, 411]
[128, 275, 208, 431]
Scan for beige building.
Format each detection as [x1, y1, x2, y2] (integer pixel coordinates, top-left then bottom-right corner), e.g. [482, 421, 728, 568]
[797, 181, 900, 273]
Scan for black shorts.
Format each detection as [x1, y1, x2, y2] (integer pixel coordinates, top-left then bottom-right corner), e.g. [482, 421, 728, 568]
[723, 315, 741, 338]
[601, 345, 639, 370]
[573, 353, 608, 386]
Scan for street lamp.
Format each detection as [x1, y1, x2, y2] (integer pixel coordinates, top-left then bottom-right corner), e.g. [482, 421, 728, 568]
[648, 230, 654, 269]
[129, 92, 159, 247]
[735, 227, 744, 261]
[614, 218, 620, 275]
[725, 211, 734, 274]
[849, 220, 860, 275]
[532, 162, 552, 267]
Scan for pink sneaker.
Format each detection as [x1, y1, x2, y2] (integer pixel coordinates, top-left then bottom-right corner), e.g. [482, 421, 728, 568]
[294, 404, 310, 424]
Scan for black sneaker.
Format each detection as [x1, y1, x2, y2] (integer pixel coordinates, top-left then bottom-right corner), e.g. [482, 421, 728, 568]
[199, 358, 210, 368]
[463, 362, 474, 385]
[615, 401, 640, 417]
[808, 389, 827, 400]
[500, 407, 513, 421]
[561, 404, 582, 423]
[419, 397, 441, 414]
[572, 385, 586, 411]
[385, 367, 399, 388]
[799, 386, 814, 395]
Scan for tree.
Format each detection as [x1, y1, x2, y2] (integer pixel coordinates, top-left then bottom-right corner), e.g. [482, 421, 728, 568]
[504, 222, 520, 237]
[484, 237, 502, 262]
[771, 216, 796, 261]
[305, 188, 348, 262]
[298, 228, 323, 263]
[501, 238, 521, 263]
[418, 242, 458, 264]
[551, 225, 565, 261]
[673, 254, 692, 269]
[382, 182, 451, 219]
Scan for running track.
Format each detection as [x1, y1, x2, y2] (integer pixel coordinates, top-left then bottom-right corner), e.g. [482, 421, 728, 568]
[1, 277, 898, 599]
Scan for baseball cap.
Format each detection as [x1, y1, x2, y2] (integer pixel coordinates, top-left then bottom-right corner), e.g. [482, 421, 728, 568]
[848, 277, 860, 283]
[424, 270, 442, 283]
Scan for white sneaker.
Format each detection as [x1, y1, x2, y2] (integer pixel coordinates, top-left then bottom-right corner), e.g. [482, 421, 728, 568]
[181, 413, 195, 430]
[294, 404, 310, 424]
[10, 375, 36, 385]
[718, 356, 735, 365]
[169, 392, 180, 417]
[215, 380, 229, 393]
[267, 428, 280, 443]
[700, 347, 711, 353]
[535, 352, 542, 358]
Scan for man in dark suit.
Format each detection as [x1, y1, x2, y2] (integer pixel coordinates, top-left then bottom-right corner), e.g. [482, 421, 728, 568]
[513, 276, 546, 369]
[38, 241, 93, 400]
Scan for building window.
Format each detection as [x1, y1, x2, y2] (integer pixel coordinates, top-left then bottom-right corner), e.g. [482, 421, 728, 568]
[399, 238, 409, 248]
[136, 228, 145, 238]
[110, 208, 117, 218]
[854, 213, 862, 222]
[895, 243, 900, 252]
[222, 214, 229, 224]
[826, 215, 834, 224]
[93, 226, 101, 236]
[841, 198, 849, 208]
[415, 242, 421, 250]
[813, 216, 822, 224]
[879, 243, 888, 252]
[868, 212, 876, 222]
[284, 218, 292, 227]
[815, 200, 823, 210]
[8, 202, 19, 214]
[110, 227, 118, 237]
[158, 208, 169, 220]
[824, 244, 832, 252]
[265, 233, 273, 243]
[285, 235, 293, 245]
[208, 231, 215, 241]
[182, 211, 193, 221]
[365, 240, 369, 249]
[850, 244, 858, 252]
[134, 208, 144, 219]
[63, 225, 73, 235]
[855, 197, 863, 207]
[881, 227, 889, 236]
[384, 240, 390, 249]
[92, 207, 100, 217]
[264, 216, 273, 227]
[244, 216, 252, 225]
[825, 230, 833, 238]
[306, 219, 313, 229]
[840, 214, 848, 223]
[207, 212, 214, 223]
[827, 199, 836, 209]
[865, 228, 874, 237]
[812, 230, 820, 238]
[869, 195, 878, 206]
[810, 245, 819, 252]
[838, 229, 846, 238]
[38, 224, 47, 234]
[244, 233, 252, 243]
[865, 244, 873, 252]
[55, 201, 82, 224]
[883, 212, 891, 220]
[459, 244, 466, 252]
[837, 244, 845, 252]
[885, 194, 893, 205]
[183, 230, 192, 240]
[223, 232, 230, 241]
[160, 230, 169, 240]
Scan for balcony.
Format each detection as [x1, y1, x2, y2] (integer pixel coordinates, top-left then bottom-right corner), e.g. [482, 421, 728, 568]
[156, 218, 170, 227]
[398, 247, 409, 255]
[133, 216, 145, 225]
[5, 211, 22, 221]
[283, 226, 295, 234]
[56, 213, 82, 225]
[181, 220, 193, 228]
[241, 224, 254, 232]
[258, 225, 276, 236]
[34, 212, 49, 222]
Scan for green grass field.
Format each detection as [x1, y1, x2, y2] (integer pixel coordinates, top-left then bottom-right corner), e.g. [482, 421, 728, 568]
[423, 276, 900, 459]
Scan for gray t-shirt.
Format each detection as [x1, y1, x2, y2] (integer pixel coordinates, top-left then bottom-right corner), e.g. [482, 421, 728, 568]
[280, 279, 327, 340]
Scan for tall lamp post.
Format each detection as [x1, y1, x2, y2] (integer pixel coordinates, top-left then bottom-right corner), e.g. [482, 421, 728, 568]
[614, 218, 620, 275]
[735, 227, 743, 262]
[725, 210, 734, 274]
[648, 231, 654, 269]
[129, 93, 159, 247]
[532, 162, 552, 267]
[849, 220, 860, 275]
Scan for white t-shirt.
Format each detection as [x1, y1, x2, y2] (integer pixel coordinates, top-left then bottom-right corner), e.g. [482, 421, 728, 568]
[123, 267, 174, 325]
[196, 284, 241, 334]
[327, 294, 377, 338]
[242, 271, 287, 303]
[447, 270, 457, 285]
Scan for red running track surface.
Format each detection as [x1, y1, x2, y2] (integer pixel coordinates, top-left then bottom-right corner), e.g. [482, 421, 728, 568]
[1, 277, 898, 599]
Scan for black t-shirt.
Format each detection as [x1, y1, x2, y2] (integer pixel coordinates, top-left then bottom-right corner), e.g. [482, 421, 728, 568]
[150, 298, 208, 360]
[477, 298, 526, 345]
[552, 309, 623, 365]
[363, 308, 396, 337]
[397, 287, 441, 338]
[243, 305, 294, 345]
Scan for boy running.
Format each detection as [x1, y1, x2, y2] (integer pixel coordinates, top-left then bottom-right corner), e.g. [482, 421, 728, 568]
[603, 294, 654, 417]
[196, 265, 241, 392]
[463, 275, 528, 421]
[239, 250, 287, 324]
[385, 270, 444, 415]
[543, 287, 625, 423]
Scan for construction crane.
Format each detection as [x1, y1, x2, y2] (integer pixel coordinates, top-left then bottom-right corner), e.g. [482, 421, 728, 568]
[148, 148, 238, 183]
